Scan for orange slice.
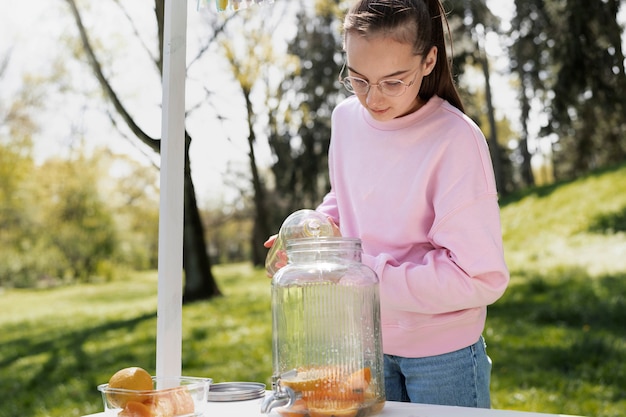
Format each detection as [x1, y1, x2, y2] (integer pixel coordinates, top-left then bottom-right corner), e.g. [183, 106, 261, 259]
[165, 388, 195, 415]
[281, 368, 332, 392]
[344, 367, 371, 394]
[118, 401, 153, 417]
[308, 403, 359, 417]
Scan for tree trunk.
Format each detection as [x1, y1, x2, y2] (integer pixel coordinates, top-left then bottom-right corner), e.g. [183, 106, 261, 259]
[183, 133, 221, 301]
[243, 91, 271, 267]
[479, 45, 505, 194]
[518, 75, 535, 187]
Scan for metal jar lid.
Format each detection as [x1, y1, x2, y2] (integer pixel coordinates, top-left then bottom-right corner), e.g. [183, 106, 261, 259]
[207, 382, 266, 402]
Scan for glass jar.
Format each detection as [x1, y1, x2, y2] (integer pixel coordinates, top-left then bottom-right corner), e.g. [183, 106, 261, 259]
[261, 237, 385, 417]
[265, 209, 336, 277]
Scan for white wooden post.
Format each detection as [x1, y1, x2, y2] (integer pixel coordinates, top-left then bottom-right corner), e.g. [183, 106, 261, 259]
[156, 0, 187, 382]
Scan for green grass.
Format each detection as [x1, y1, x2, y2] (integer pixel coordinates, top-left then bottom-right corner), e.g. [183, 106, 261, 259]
[490, 163, 626, 416]
[1, 163, 625, 417]
[486, 270, 625, 416]
[500, 163, 626, 276]
[0, 266, 273, 417]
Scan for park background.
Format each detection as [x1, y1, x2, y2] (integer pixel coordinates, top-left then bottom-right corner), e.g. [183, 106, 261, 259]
[1, 1, 625, 416]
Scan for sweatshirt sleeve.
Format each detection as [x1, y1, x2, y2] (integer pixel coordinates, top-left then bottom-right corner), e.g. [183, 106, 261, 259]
[363, 192, 509, 315]
[316, 125, 340, 226]
[316, 190, 340, 226]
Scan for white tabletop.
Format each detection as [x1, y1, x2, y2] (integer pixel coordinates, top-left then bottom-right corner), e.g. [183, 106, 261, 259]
[205, 397, 582, 417]
[83, 395, 583, 417]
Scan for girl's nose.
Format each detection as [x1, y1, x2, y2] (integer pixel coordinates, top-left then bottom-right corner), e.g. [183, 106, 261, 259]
[365, 85, 385, 107]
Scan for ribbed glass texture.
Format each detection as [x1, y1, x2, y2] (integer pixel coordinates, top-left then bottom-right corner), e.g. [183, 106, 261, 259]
[271, 238, 385, 417]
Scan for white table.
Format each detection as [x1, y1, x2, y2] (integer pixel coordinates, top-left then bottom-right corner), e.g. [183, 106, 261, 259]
[84, 394, 583, 417]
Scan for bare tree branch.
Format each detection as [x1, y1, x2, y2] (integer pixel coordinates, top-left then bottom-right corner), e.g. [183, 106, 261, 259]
[0, 49, 11, 78]
[187, 16, 231, 69]
[111, 0, 161, 73]
[105, 109, 160, 170]
[154, 0, 164, 75]
[63, 0, 160, 153]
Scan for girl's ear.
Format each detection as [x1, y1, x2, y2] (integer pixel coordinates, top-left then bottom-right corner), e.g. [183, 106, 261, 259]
[423, 46, 438, 76]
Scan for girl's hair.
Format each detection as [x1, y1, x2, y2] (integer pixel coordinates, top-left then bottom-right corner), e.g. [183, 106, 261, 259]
[343, 0, 464, 112]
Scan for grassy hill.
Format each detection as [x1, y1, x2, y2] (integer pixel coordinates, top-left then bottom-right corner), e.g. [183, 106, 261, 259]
[500, 163, 626, 276]
[0, 164, 625, 417]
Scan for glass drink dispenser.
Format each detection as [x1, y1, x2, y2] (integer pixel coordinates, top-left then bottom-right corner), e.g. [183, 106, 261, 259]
[261, 236, 385, 417]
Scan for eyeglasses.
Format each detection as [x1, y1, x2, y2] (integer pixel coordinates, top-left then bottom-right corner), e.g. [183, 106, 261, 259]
[338, 62, 420, 97]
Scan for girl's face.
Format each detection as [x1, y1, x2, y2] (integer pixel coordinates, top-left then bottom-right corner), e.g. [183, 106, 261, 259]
[344, 33, 437, 121]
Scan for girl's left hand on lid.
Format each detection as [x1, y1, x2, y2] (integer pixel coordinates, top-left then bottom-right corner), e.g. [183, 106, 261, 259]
[264, 234, 278, 248]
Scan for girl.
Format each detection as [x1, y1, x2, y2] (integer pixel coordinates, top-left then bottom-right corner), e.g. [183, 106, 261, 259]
[266, 0, 509, 408]
[316, 0, 509, 408]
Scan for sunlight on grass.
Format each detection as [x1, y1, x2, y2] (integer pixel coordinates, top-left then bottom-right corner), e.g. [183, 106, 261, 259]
[487, 269, 626, 417]
[501, 165, 626, 277]
[5, 265, 623, 417]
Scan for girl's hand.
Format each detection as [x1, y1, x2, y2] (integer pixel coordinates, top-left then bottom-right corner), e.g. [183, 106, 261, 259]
[264, 234, 286, 278]
[267, 249, 288, 277]
[328, 217, 341, 236]
[264, 234, 278, 248]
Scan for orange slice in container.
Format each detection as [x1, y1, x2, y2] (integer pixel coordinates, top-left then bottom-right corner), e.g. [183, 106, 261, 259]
[118, 401, 153, 417]
[308, 402, 359, 417]
[163, 387, 195, 415]
[345, 367, 371, 392]
[281, 368, 331, 392]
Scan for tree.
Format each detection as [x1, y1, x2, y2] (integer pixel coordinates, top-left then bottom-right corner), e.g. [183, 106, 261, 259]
[35, 153, 119, 281]
[265, 0, 346, 231]
[548, 0, 626, 177]
[63, 0, 221, 300]
[219, 21, 274, 266]
[104, 151, 161, 270]
[509, 0, 557, 184]
[0, 50, 45, 287]
[446, 0, 511, 193]
[509, 0, 626, 181]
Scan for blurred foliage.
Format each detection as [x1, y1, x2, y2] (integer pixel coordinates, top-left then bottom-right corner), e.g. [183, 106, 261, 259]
[266, 0, 344, 229]
[5, 0, 625, 287]
[202, 202, 255, 265]
[0, 140, 159, 287]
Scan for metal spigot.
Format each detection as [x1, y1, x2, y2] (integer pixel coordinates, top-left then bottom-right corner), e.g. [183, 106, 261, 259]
[260, 374, 297, 414]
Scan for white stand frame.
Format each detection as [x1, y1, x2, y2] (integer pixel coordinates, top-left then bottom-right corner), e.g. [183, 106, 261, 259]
[156, 0, 188, 381]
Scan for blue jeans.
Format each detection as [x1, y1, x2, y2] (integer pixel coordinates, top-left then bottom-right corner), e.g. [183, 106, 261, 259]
[383, 336, 492, 408]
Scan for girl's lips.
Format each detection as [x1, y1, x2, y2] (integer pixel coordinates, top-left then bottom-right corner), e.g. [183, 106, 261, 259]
[369, 107, 389, 115]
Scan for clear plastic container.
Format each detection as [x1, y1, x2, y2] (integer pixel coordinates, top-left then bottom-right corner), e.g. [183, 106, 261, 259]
[262, 237, 385, 417]
[98, 376, 211, 417]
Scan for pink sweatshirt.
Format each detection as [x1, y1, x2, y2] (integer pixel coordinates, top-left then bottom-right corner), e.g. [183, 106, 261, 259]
[316, 95, 509, 358]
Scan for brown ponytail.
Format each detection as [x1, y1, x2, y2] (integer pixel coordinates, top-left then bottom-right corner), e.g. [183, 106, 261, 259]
[420, 0, 464, 112]
[343, 0, 464, 113]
